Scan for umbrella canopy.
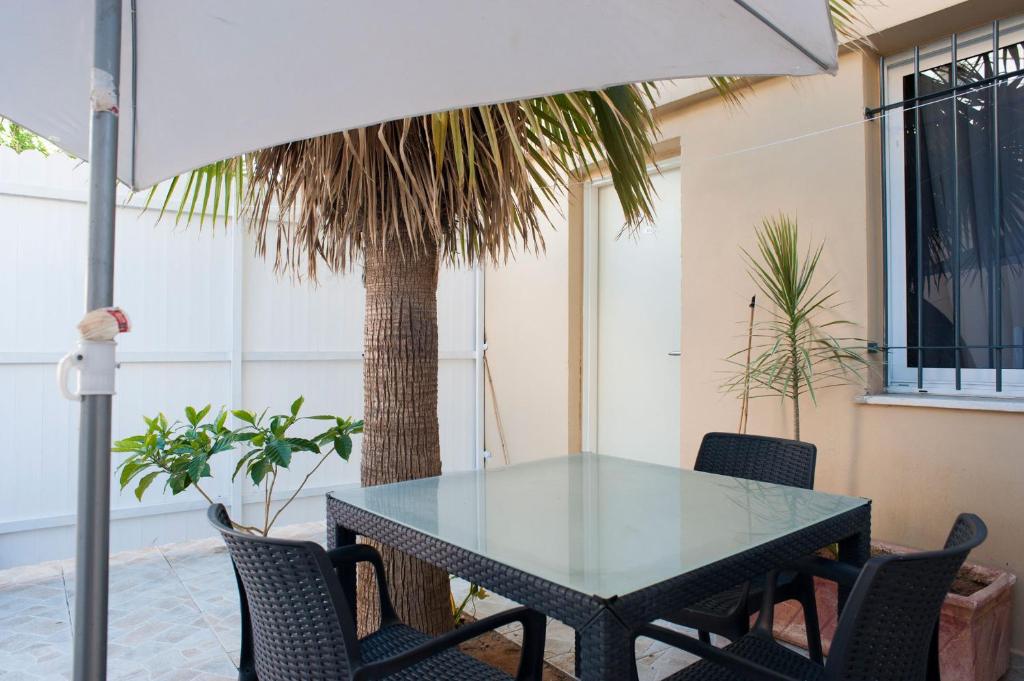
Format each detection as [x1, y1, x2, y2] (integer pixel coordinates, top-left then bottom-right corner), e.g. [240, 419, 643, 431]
[2, 0, 837, 190]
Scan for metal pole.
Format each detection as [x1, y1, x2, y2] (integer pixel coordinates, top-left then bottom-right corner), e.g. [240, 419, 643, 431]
[952, 35, 962, 391]
[74, 1, 122, 680]
[879, 55, 890, 390]
[992, 21, 1003, 392]
[914, 46, 924, 389]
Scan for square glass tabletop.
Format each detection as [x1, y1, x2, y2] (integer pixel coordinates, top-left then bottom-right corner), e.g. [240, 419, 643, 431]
[330, 453, 867, 599]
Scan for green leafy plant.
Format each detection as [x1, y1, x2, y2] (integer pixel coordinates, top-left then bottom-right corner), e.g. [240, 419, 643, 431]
[724, 215, 869, 440]
[450, 579, 489, 627]
[0, 119, 51, 155]
[113, 406, 234, 504]
[114, 396, 361, 535]
[231, 396, 362, 535]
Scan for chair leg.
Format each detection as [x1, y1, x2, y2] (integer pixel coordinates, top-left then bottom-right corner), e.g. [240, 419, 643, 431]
[515, 610, 548, 681]
[698, 630, 711, 645]
[926, 624, 941, 681]
[232, 565, 259, 681]
[797, 574, 824, 664]
[732, 608, 750, 640]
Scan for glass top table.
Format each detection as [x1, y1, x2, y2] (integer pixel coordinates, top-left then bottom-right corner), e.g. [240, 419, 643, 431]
[326, 453, 871, 680]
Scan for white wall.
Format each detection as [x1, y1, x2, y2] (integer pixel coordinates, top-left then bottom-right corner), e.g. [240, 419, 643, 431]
[0, 148, 482, 568]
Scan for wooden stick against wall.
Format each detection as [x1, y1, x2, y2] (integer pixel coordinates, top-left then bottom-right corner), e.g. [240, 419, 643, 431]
[738, 295, 756, 434]
[484, 352, 511, 465]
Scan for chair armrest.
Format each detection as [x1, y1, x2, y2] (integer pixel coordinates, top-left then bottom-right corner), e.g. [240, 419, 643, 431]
[750, 557, 860, 635]
[352, 607, 547, 681]
[635, 624, 798, 681]
[326, 545, 399, 626]
[786, 556, 861, 587]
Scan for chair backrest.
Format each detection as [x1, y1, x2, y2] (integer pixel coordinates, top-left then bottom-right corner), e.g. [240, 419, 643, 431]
[825, 514, 988, 681]
[694, 432, 817, 489]
[208, 504, 361, 681]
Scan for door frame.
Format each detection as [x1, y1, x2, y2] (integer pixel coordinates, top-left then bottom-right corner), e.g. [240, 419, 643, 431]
[580, 156, 682, 452]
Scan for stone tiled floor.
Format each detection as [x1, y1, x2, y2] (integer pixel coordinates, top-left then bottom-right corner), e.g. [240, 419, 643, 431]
[0, 522, 714, 680]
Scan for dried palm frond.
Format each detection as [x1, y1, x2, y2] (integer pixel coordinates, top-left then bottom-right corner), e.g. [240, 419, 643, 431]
[148, 85, 657, 278]
[828, 0, 874, 47]
[244, 86, 657, 277]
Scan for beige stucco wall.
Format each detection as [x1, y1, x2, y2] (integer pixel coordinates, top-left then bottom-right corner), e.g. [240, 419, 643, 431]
[484, 0, 1022, 655]
[483, 193, 571, 465]
[664, 49, 879, 458]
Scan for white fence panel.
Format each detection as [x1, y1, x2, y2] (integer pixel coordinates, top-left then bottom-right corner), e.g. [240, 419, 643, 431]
[0, 148, 482, 568]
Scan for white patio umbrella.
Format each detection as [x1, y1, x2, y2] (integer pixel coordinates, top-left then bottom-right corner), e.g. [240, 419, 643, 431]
[0, 1, 838, 679]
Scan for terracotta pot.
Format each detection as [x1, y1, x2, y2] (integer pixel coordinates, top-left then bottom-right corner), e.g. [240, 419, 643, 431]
[771, 541, 1016, 681]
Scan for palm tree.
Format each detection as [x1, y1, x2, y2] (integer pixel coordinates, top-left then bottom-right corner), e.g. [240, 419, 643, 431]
[189, 92, 660, 636]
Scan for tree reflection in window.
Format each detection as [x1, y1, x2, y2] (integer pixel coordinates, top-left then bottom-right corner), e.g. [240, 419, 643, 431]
[903, 41, 1024, 371]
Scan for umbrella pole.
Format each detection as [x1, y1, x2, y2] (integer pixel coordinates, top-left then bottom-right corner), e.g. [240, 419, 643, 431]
[73, 1, 122, 680]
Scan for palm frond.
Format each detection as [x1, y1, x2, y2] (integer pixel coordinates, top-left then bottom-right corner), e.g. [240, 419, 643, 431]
[829, 0, 873, 47]
[142, 156, 245, 229]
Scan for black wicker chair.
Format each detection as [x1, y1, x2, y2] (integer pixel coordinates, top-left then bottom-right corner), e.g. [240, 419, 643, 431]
[665, 432, 823, 662]
[208, 504, 547, 681]
[636, 513, 988, 681]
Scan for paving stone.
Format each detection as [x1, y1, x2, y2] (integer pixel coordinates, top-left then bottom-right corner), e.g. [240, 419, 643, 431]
[0, 520, 724, 680]
[637, 645, 702, 681]
[546, 651, 576, 677]
[542, 619, 576, 659]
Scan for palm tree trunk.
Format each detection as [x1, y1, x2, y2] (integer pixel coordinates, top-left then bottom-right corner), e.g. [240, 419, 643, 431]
[357, 237, 452, 637]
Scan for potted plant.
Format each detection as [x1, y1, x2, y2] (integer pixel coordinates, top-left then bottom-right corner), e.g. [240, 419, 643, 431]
[772, 543, 1016, 681]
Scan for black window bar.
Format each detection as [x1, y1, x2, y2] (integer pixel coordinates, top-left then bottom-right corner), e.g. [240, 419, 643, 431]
[867, 19, 1024, 393]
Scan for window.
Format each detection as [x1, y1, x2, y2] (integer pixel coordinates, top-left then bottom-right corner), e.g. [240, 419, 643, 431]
[882, 17, 1024, 396]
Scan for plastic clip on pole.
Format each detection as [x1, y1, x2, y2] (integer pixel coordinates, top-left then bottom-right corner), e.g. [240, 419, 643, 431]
[57, 340, 119, 400]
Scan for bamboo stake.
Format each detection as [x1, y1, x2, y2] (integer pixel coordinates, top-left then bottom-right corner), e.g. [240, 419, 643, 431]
[484, 353, 511, 465]
[738, 295, 756, 434]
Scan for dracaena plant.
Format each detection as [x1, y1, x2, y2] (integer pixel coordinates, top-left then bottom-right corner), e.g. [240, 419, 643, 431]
[114, 396, 361, 536]
[723, 215, 870, 441]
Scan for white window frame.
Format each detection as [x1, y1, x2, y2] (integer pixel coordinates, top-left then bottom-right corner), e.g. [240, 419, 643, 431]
[883, 17, 1024, 397]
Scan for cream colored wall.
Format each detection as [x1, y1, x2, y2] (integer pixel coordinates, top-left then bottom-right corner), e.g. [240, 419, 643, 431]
[663, 51, 876, 461]
[483, 195, 571, 466]
[860, 0, 967, 34]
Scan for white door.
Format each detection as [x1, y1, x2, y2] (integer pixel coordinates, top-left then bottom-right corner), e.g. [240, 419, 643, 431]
[586, 165, 681, 466]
